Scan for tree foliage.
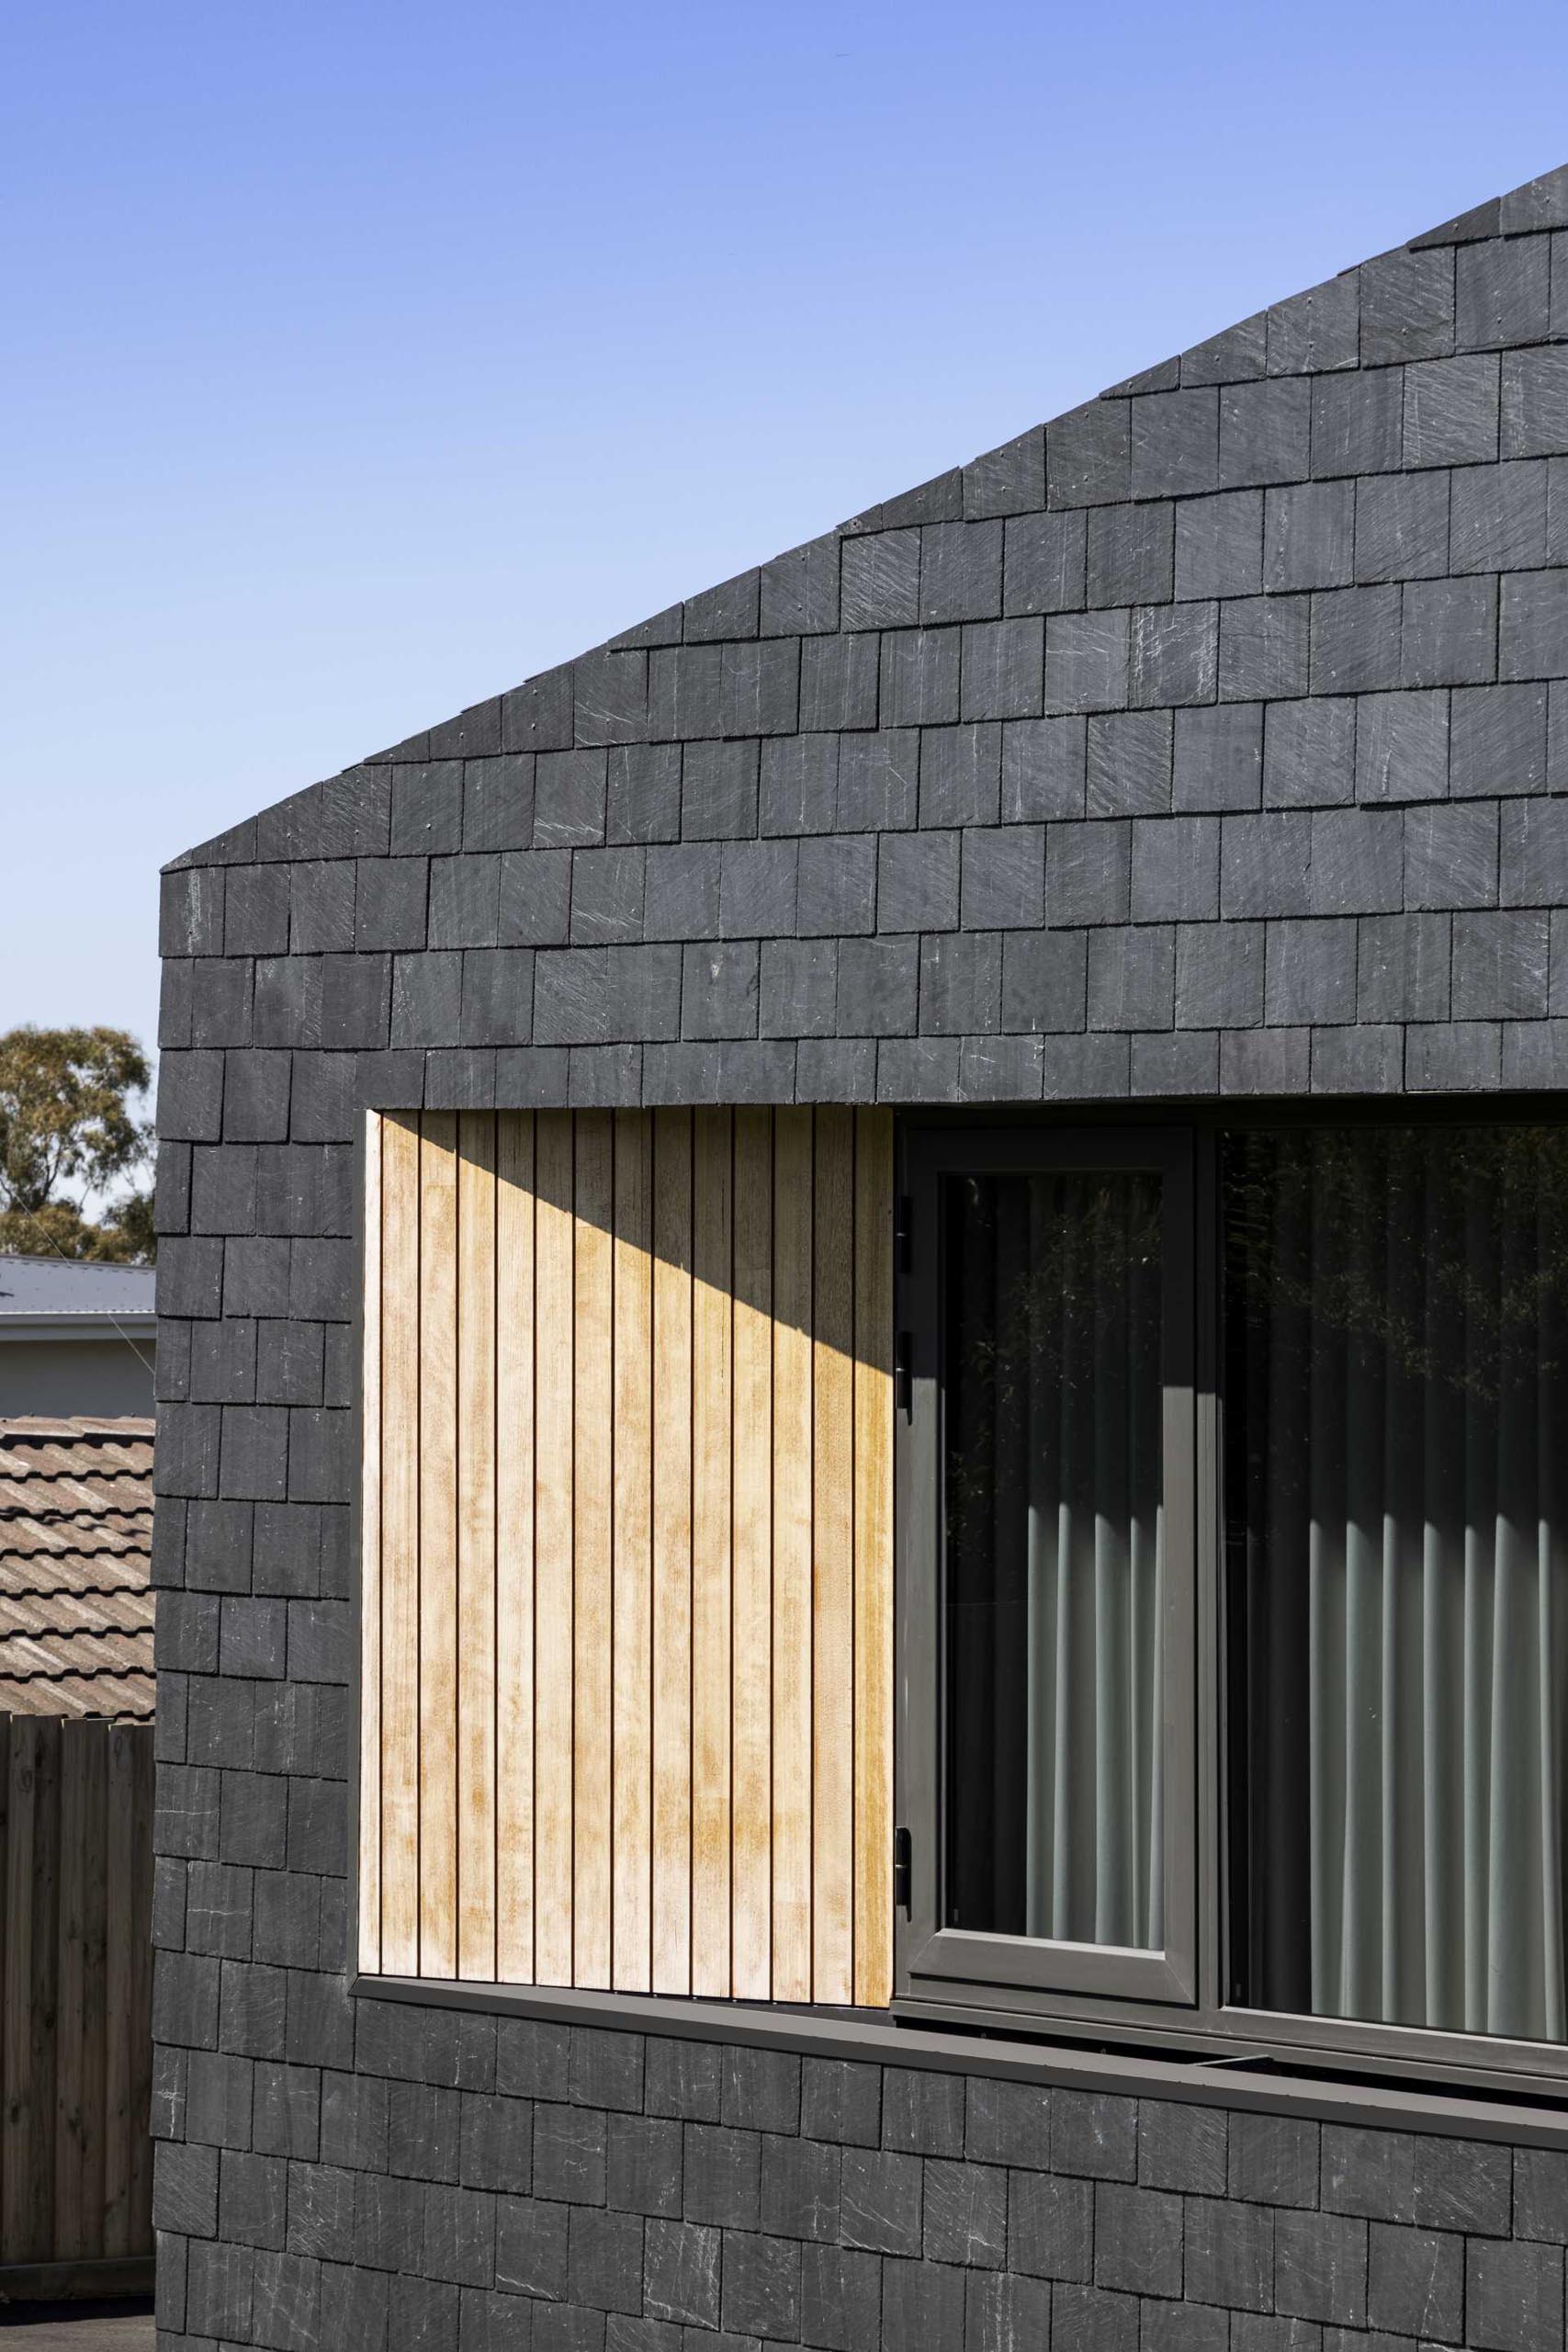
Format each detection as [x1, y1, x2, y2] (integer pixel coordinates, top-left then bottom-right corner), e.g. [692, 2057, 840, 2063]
[0, 1026, 155, 1263]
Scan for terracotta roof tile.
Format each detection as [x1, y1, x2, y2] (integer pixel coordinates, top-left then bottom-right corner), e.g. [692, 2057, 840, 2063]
[0, 1417, 153, 1719]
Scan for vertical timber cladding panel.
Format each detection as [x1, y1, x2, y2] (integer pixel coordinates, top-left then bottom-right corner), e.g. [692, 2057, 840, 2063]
[362, 1106, 895, 2001]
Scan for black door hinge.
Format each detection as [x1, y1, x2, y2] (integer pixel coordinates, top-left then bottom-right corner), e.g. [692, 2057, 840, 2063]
[895, 1194, 914, 1274]
[893, 1826, 912, 1917]
[894, 1330, 913, 1418]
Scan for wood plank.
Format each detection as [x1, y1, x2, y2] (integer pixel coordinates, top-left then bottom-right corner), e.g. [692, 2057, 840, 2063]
[852, 1110, 895, 2008]
[101, 1725, 134, 2260]
[771, 1109, 815, 2003]
[79, 1727, 107, 2259]
[357, 1110, 383, 1973]
[3, 1718, 35, 2262]
[690, 1110, 733, 1998]
[126, 1730, 153, 2254]
[457, 1112, 498, 1981]
[495, 1113, 536, 1985]
[572, 1110, 615, 1990]
[53, 1723, 85, 2262]
[730, 1106, 774, 2000]
[651, 1109, 694, 1996]
[612, 1112, 654, 1992]
[811, 1106, 856, 2007]
[532, 1112, 576, 1986]
[378, 1111, 423, 1975]
[28, 1719, 61, 2263]
[419, 1112, 460, 1980]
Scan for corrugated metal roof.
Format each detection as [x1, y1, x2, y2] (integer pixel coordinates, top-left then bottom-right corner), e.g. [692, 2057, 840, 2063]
[0, 1416, 153, 1718]
[0, 1253, 155, 1321]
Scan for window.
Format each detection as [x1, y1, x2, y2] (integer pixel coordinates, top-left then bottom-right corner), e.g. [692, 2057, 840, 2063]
[897, 1114, 1568, 2093]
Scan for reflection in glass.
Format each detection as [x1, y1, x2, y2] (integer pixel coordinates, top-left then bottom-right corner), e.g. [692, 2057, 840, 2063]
[944, 1170, 1164, 1950]
[1227, 1125, 1568, 2042]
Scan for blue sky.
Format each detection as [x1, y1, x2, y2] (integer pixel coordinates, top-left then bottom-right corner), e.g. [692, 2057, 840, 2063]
[6, 0, 1567, 1066]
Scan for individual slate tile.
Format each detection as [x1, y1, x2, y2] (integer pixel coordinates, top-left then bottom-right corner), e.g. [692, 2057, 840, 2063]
[1267, 269, 1360, 376]
[1405, 1018, 1503, 1090]
[799, 633, 879, 731]
[1355, 690, 1450, 804]
[1368, 2222, 1464, 2342]
[1266, 918, 1358, 1023]
[1402, 352, 1500, 467]
[880, 628, 962, 728]
[1002, 508, 1087, 616]
[838, 729, 920, 829]
[1502, 798, 1568, 906]
[876, 831, 961, 934]
[1450, 681, 1550, 797]
[960, 825, 1045, 929]
[1354, 470, 1450, 582]
[1176, 489, 1264, 598]
[1046, 819, 1132, 925]
[760, 533, 840, 635]
[1451, 909, 1550, 1017]
[1043, 610, 1130, 714]
[1405, 802, 1499, 909]
[961, 618, 1044, 721]
[1358, 912, 1451, 1022]
[919, 932, 1001, 1034]
[1502, 345, 1568, 457]
[1263, 696, 1355, 807]
[919, 519, 1003, 624]
[1131, 387, 1219, 499]
[1087, 711, 1172, 816]
[841, 528, 920, 629]
[1500, 568, 1568, 681]
[1087, 926, 1175, 1029]
[760, 734, 839, 837]
[1310, 586, 1403, 695]
[1087, 501, 1175, 608]
[1006, 710, 1090, 823]
[1312, 1021, 1403, 1092]
[1128, 603, 1219, 708]
[1174, 703, 1264, 811]
[1312, 366, 1404, 479]
[1221, 810, 1312, 917]
[1263, 480, 1354, 593]
[1220, 595, 1311, 702]
[1131, 1029, 1220, 1096]
[964, 425, 1045, 519]
[1465, 2238, 1565, 2352]
[1176, 923, 1265, 1028]
[1359, 243, 1455, 364]
[1458, 232, 1553, 348]
[1180, 309, 1268, 386]
[1000, 930, 1088, 1033]
[919, 723, 1002, 827]
[1450, 457, 1548, 571]
[1047, 398, 1132, 507]
[682, 568, 759, 643]
[1401, 576, 1497, 688]
[1219, 376, 1312, 489]
[1131, 815, 1220, 920]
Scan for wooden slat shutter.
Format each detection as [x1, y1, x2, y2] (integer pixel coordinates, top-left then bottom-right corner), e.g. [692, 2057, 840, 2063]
[357, 1105, 895, 2007]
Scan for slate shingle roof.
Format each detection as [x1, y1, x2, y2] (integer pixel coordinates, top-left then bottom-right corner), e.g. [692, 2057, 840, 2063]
[0, 1416, 154, 1717]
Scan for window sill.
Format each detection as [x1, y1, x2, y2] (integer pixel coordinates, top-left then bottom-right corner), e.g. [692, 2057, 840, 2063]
[349, 1971, 1568, 2150]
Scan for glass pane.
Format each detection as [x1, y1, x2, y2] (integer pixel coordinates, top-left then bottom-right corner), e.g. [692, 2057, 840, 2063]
[1226, 1125, 1568, 2042]
[943, 1168, 1165, 1950]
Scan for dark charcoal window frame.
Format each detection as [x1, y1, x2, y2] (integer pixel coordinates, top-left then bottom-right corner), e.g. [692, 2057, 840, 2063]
[894, 1102, 1568, 2107]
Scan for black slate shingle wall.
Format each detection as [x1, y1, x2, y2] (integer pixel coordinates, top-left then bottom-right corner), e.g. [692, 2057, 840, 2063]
[152, 162, 1568, 2349]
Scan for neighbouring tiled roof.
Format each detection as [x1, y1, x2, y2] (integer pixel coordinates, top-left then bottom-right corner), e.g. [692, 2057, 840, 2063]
[0, 1416, 154, 1718]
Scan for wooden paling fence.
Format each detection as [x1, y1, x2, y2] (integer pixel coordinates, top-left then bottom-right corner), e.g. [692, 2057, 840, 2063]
[0, 1714, 154, 2291]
